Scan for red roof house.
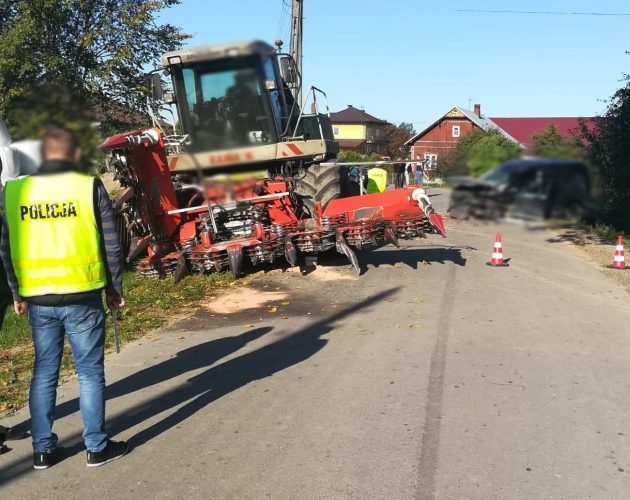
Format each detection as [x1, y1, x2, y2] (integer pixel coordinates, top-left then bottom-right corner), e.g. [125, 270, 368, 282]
[405, 104, 594, 168]
[489, 117, 589, 149]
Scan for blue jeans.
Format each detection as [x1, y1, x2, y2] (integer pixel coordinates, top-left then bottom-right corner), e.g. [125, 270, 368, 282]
[28, 294, 108, 453]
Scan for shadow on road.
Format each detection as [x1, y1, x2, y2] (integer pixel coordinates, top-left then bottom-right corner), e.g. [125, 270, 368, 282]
[0, 288, 398, 486]
[543, 229, 609, 247]
[523, 220, 606, 245]
[31, 326, 275, 427]
[362, 246, 471, 270]
[285, 245, 472, 276]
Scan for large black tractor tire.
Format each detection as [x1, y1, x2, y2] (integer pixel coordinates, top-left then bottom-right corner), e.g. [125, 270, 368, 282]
[293, 162, 341, 217]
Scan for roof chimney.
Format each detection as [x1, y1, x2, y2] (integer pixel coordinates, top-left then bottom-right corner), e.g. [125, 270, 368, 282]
[474, 104, 481, 117]
[348, 104, 353, 108]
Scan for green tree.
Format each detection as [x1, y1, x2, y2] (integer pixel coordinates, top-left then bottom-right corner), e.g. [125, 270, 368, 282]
[531, 124, 585, 159]
[384, 122, 415, 159]
[438, 129, 484, 177]
[579, 72, 630, 230]
[468, 131, 522, 177]
[438, 129, 521, 178]
[0, 0, 188, 158]
[337, 150, 381, 163]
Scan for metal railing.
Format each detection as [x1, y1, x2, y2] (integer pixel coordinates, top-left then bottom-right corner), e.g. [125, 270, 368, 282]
[289, 85, 331, 141]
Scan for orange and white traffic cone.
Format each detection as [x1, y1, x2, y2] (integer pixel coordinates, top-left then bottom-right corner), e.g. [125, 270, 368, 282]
[487, 233, 509, 267]
[609, 235, 627, 270]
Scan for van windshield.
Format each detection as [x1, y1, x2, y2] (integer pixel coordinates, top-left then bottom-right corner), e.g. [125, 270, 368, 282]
[478, 166, 513, 187]
[479, 162, 532, 187]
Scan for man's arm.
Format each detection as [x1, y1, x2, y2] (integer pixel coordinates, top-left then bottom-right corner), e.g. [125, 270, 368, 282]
[93, 178, 124, 300]
[0, 215, 21, 303]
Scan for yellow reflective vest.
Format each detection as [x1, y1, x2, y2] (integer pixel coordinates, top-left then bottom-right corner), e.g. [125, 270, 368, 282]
[367, 167, 387, 193]
[4, 172, 106, 297]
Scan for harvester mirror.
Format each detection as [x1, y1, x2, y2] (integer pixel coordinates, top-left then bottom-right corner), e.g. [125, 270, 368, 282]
[163, 92, 177, 104]
[148, 73, 163, 100]
[280, 57, 295, 84]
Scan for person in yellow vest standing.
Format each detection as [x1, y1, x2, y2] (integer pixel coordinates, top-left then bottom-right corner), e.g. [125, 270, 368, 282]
[0, 127, 128, 469]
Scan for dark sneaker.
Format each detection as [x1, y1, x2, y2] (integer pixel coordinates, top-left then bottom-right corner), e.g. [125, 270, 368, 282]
[86, 440, 128, 468]
[33, 451, 55, 470]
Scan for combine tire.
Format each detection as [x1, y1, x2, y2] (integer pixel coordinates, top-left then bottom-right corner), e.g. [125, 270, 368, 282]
[293, 162, 341, 217]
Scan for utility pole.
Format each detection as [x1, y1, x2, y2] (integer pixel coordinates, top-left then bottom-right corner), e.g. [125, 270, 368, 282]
[290, 0, 303, 105]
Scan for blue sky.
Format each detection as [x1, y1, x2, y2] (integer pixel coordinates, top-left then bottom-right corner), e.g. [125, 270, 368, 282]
[160, 0, 630, 131]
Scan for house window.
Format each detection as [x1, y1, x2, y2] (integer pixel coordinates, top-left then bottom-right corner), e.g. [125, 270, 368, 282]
[424, 153, 438, 170]
[333, 127, 339, 136]
[452, 125, 460, 138]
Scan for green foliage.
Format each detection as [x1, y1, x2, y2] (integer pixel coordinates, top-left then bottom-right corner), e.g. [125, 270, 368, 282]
[468, 131, 522, 177]
[437, 129, 484, 177]
[337, 150, 380, 163]
[7, 86, 102, 171]
[0, 0, 188, 153]
[589, 223, 628, 245]
[580, 72, 630, 231]
[0, 305, 31, 350]
[531, 124, 586, 159]
[438, 129, 521, 178]
[384, 121, 415, 159]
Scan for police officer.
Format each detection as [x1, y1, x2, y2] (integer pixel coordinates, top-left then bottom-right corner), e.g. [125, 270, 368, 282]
[0, 127, 127, 469]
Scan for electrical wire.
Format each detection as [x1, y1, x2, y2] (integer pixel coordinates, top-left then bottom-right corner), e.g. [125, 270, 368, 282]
[275, 0, 291, 43]
[325, 0, 630, 17]
[454, 8, 630, 17]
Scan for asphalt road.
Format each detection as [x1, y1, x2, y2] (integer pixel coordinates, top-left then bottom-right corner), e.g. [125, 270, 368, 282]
[2, 189, 630, 499]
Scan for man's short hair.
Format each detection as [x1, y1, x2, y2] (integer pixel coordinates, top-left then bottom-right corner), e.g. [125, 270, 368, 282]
[41, 127, 79, 160]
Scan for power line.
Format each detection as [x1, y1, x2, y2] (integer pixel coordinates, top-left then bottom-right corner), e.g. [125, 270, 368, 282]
[327, 0, 630, 17]
[275, 0, 291, 43]
[455, 8, 630, 17]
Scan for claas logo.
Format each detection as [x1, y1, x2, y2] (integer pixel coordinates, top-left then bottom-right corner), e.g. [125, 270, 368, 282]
[20, 201, 79, 221]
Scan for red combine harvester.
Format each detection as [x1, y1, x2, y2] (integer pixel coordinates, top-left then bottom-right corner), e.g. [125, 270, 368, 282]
[100, 38, 445, 281]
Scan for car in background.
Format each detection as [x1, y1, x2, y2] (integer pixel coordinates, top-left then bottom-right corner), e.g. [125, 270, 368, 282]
[448, 158, 590, 221]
